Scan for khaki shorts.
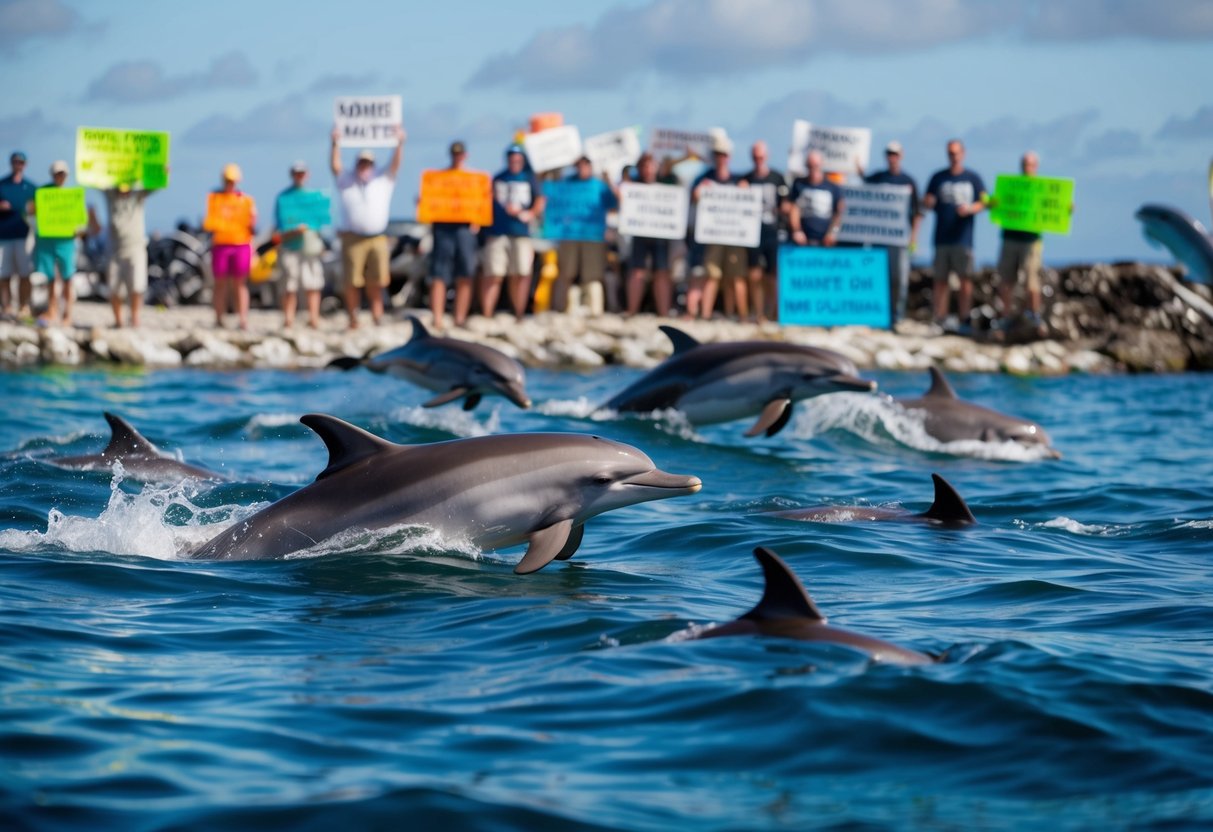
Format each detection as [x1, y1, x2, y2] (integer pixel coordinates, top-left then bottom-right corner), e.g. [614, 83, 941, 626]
[485, 235, 535, 278]
[703, 244, 747, 282]
[933, 244, 974, 284]
[108, 250, 149, 298]
[279, 249, 325, 293]
[340, 233, 389, 289]
[997, 239, 1043, 294]
[557, 240, 606, 285]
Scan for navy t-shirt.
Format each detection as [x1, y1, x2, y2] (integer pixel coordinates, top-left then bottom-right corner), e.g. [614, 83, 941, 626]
[864, 169, 920, 222]
[0, 175, 37, 240]
[787, 177, 842, 242]
[490, 170, 540, 237]
[742, 169, 788, 231]
[925, 168, 986, 247]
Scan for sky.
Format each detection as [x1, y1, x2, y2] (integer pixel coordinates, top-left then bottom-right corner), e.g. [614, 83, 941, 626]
[3, 0, 1212, 266]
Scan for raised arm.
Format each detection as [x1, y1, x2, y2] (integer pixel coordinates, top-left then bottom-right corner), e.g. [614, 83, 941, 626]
[330, 127, 342, 178]
[387, 125, 406, 180]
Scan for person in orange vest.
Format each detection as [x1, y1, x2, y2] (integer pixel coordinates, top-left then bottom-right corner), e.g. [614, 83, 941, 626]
[204, 163, 256, 330]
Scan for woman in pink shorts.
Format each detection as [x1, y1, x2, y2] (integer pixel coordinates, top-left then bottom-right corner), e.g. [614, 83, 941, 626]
[204, 163, 257, 329]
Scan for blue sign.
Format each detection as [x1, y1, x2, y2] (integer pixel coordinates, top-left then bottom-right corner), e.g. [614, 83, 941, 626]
[543, 180, 609, 242]
[778, 246, 890, 328]
[276, 188, 332, 231]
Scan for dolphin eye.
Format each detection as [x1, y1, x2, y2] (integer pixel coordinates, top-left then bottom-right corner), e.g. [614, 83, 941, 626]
[593, 474, 613, 486]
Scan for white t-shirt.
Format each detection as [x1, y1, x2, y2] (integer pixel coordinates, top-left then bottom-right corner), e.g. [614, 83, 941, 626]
[336, 169, 395, 235]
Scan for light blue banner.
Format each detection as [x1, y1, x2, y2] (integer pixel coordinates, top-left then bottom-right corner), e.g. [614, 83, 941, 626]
[276, 188, 332, 231]
[778, 246, 890, 328]
[543, 180, 608, 242]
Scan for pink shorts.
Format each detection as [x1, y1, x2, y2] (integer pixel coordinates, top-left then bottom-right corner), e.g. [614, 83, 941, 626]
[212, 244, 251, 279]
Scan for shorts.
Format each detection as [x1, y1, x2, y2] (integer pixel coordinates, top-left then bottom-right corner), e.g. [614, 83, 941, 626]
[212, 243, 252, 279]
[278, 249, 325, 293]
[933, 244, 974, 283]
[997, 239, 1043, 294]
[340, 233, 389, 289]
[429, 224, 477, 283]
[0, 236, 33, 278]
[557, 240, 606, 285]
[108, 249, 149, 298]
[703, 244, 747, 282]
[747, 231, 779, 271]
[34, 238, 77, 279]
[629, 237, 670, 272]
[484, 235, 534, 278]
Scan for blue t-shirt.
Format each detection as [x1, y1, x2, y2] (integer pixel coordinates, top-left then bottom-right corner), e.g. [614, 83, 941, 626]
[925, 168, 986, 248]
[787, 177, 842, 242]
[0, 175, 37, 240]
[565, 174, 618, 212]
[490, 170, 540, 237]
[864, 169, 920, 222]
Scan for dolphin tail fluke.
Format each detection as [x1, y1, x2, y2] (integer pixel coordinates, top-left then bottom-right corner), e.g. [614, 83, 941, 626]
[745, 547, 827, 623]
[327, 356, 362, 371]
[423, 387, 472, 408]
[461, 393, 482, 411]
[658, 325, 701, 355]
[102, 412, 162, 458]
[745, 398, 792, 437]
[515, 519, 577, 574]
[925, 366, 959, 399]
[920, 474, 977, 526]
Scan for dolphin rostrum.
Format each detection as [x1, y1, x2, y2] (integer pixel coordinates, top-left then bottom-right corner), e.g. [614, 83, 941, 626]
[1135, 203, 1213, 284]
[329, 316, 531, 410]
[45, 412, 226, 483]
[770, 473, 976, 527]
[602, 325, 876, 437]
[896, 367, 1060, 458]
[694, 547, 936, 666]
[189, 414, 702, 572]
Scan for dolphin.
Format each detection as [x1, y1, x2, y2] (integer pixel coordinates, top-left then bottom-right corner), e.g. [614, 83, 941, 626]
[769, 473, 976, 526]
[188, 414, 702, 572]
[1135, 203, 1213, 284]
[694, 547, 936, 666]
[44, 412, 226, 483]
[602, 325, 876, 437]
[328, 316, 531, 410]
[896, 367, 1060, 458]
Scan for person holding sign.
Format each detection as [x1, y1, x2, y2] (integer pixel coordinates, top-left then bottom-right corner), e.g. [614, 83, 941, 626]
[993, 151, 1058, 339]
[552, 155, 618, 316]
[484, 144, 544, 320]
[204, 164, 257, 330]
[689, 135, 748, 320]
[103, 183, 154, 328]
[274, 161, 325, 330]
[0, 151, 37, 320]
[427, 141, 479, 330]
[923, 139, 987, 335]
[863, 140, 922, 324]
[742, 140, 788, 323]
[623, 152, 675, 317]
[31, 161, 85, 326]
[786, 150, 845, 249]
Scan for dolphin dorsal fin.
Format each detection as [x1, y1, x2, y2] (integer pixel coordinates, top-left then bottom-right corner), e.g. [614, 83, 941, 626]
[301, 414, 397, 480]
[925, 366, 958, 399]
[102, 412, 161, 458]
[407, 315, 431, 341]
[744, 547, 827, 623]
[659, 325, 701, 355]
[921, 473, 977, 525]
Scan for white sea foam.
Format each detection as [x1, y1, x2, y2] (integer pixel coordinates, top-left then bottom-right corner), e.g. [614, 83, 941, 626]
[245, 412, 299, 430]
[1039, 516, 1115, 535]
[536, 396, 604, 419]
[388, 405, 499, 437]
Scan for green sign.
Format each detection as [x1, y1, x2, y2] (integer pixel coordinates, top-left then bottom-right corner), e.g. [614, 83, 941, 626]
[76, 127, 171, 190]
[35, 187, 87, 238]
[988, 174, 1074, 235]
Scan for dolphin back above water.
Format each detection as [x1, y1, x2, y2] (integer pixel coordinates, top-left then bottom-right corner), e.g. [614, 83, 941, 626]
[329, 316, 531, 410]
[770, 473, 976, 526]
[695, 547, 936, 666]
[603, 325, 876, 437]
[1135, 203, 1213, 284]
[188, 414, 702, 572]
[47, 412, 225, 483]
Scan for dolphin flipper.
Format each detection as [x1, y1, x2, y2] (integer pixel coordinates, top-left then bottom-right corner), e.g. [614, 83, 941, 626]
[301, 414, 398, 480]
[102, 412, 163, 458]
[423, 387, 471, 408]
[744, 399, 793, 438]
[744, 547, 827, 623]
[919, 474, 977, 526]
[553, 523, 584, 560]
[462, 393, 482, 411]
[658, 325, 701, 355]
[515, 519, 576, 574]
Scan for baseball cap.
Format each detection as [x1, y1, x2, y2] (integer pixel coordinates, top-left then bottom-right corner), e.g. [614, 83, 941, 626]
[885, 140, 904, 155]
[711, 135, 733, 155]
[50, 160, 69, 175]
[449, 140, 467, 155]
[506, 143, 525, 157]
[356, 149, 375, 163]
[222, 163, 242, 182]
[290, 160, 307, 173]
[11, 151, 27, 163]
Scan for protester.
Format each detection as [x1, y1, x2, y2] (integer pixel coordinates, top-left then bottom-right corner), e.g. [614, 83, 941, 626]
[428, 140, 478, 329]
[274, 161, 324, 329]
[31, 161, 82, 326]
[992, 150, 1052, 339]
[103, 182, 153, 328]
[623, 152, 674, 317]
[331, 124, 406, 329]
[484, 144, 543, 320]
[741, 140, 787, 323]
[688, 135, 747, 320]
[923, 139, 987, 334]
[863, 140, 922, 325]
[0, 151, 36, 319]
[786, 150, 844, 249]
[552, 155, 617, 315]
[204, 163, 256, 330]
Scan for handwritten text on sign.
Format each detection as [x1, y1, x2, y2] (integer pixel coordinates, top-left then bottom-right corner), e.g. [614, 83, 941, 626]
[787, 120, 871, 176]
[649, 128, 714, 161]
[35, 187, 87, 238]
[618, 183, 689, 241]
[837, 183, 912, 246]
[583, 127, 641, 180]
[988, 174, 1074, 235]
[76, 127, 170, 190]
[277, 189, 332, 231]
[778, 246, 890, 328]
[694, 186, 763, 247]
[543, 180, 609, 242]
[417, 170, 493, 226]
[523, 125, 583, 174]
[334, 96, 402, 147]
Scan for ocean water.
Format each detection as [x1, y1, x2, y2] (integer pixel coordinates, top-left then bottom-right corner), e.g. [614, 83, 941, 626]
[1, 358, 1211, 831]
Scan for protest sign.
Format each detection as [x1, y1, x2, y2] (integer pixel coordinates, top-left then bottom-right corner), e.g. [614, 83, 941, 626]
[204, 192, 253, 241]
[778, 246, 890, 328]
[76, 127, 170, 190]
[276, 189, 332, 231]
[583, 127, 641, 180]
[988, 174, 1074, 235]
[333, 95, 402, 147]
[542, 180, 609, 242]
[34, 187, 87, 238]
[693, 186, 763, 247]
[837, 183, 912, 246]
[649, 128, 714, 161]
[618, 182, 688, 241]
[416, 169, 493, 226]
[786, 120, 871, 176]
[522, 125, 583, 174]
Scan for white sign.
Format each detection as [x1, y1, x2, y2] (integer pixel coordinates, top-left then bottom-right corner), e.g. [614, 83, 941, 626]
[583, 127, 641, 181]
[693, 185, 763, 247]
[523, 125, 583, 173]
[618, 182, 689, 240]
[333, 95, 402, 147]
[650, 127, 715, 161]
[787, 119, 871, 176]
[837, 183, 913, 246]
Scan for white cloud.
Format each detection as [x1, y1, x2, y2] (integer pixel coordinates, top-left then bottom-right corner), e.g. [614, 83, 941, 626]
[1084, 128, 1144, 159]
[184, 96, 325, 144]
[0, 0, 80, 47]
[85, 51, 258, 104]
[1156, 105, 1213, 140]
[1027, 0, 1213, 39]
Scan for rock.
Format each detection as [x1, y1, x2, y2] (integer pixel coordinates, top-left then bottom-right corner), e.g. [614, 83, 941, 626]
[249, 337, 296, 368]
[40, 328, 83, 365]
[1105, 328, 1189, 372]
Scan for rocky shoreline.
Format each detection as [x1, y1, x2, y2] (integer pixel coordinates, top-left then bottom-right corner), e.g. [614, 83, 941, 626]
[2, 262, 1210, 374]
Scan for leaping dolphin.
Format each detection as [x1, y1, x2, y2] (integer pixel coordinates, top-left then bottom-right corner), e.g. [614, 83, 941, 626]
[896, 367, 1060, 458]
[1135, 203, 1213, 284]
[694, 547, 936, 666]
[329, 316, 532, 411]
[188, 414, 702, 572]
[769, 473, 976, 526]
[45, 412, 226, 484]
[602, 325, 876, 437]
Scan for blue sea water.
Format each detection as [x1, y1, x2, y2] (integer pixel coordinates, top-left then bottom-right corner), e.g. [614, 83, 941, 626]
[1, 359, 1211, 830]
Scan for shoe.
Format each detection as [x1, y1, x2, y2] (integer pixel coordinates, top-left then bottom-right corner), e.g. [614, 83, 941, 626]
[938, 315, 960, 333]
[955, 322, 973, 337]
